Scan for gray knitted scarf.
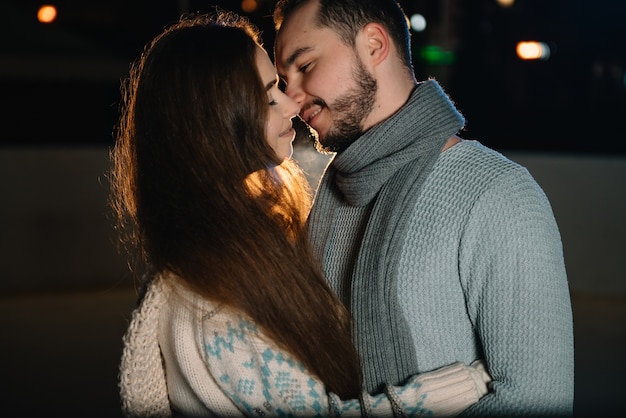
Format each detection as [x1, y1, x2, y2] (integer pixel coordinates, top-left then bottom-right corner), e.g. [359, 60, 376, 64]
[308, 80, 465, 392]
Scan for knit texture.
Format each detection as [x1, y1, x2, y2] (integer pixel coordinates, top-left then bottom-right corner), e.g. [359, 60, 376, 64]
[402, 141, 574, 416]
[119, 274, 492, 417]
[309, 79, 465, 392]
[308, 80, 574, 415]
[119, 277, 171, 418]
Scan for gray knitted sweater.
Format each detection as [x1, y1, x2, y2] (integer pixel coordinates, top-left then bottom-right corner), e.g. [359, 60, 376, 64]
[308, 80, 574, 416]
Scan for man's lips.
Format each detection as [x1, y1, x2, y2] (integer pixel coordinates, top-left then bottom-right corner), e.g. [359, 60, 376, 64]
[302, 105, 322, 124]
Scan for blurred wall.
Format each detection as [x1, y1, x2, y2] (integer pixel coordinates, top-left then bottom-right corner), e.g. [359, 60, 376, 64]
[0, 147, 624, 295]
[507, 152, 626, 294]
[0, 147, 128, 294]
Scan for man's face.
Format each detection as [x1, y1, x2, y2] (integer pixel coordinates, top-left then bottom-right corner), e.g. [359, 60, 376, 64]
[274, 1, 377, 153]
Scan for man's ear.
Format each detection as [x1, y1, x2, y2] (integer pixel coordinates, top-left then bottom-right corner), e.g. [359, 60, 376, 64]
[362, 22, 390, 66]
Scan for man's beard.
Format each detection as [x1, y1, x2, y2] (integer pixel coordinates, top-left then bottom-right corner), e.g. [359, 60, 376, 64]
[315, 58, 377, 154]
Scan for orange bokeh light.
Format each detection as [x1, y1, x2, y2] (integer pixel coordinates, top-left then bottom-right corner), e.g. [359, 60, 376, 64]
[516, 41, 550, 61]
[241, 0, 258, 13]
[37, 5, 57, 23]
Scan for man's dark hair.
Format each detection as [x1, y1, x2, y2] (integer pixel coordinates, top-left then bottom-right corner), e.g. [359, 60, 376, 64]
[274, 0, 413, 70]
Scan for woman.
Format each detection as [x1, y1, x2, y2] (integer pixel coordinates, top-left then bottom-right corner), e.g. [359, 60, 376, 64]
[110, 11, 491, 417]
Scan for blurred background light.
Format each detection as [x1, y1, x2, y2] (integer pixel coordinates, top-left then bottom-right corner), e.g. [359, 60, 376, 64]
[496, 0, 516, 7]
[37, 4, 57, 23]
[419, 45, 455, 65]
[410, 13, 427, 32]
[516, 41, 551, 60]
[241, 0, 258, 13]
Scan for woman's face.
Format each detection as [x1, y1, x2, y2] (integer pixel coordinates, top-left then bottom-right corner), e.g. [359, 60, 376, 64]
[255, 46, 300, 161]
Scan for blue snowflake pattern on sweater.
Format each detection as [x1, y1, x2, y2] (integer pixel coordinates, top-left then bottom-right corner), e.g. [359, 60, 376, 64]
[198, 306, 485, 416]
[203, 316, 326, 416]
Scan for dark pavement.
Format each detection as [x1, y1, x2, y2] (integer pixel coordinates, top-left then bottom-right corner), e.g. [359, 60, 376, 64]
[0, 286, 623, 417]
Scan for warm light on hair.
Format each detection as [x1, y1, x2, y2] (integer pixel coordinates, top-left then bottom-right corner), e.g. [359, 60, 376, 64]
[37, 5, 57, 23]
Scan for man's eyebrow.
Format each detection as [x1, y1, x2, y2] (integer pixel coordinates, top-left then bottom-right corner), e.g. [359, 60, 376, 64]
[283, 46, 314, 68]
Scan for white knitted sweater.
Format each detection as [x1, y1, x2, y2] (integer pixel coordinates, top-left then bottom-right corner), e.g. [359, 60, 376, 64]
[119, 273, 491, 417]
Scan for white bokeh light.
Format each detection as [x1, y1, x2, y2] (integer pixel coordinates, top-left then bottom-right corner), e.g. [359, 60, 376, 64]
[410, 14, 427, 32]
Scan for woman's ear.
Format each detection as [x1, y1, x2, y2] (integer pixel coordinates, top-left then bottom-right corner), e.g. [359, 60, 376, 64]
[362, 22, 390, 66]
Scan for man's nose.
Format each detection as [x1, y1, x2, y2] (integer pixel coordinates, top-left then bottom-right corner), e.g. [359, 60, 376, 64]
[285, 82, 306, 106]
[284, 95, 300, 119]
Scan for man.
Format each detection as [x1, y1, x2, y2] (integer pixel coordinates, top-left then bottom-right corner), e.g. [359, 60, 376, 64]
[273, 0, 574, 416]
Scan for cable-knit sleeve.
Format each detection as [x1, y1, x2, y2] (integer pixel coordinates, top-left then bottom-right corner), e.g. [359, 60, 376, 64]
[119, 279, 172, 418]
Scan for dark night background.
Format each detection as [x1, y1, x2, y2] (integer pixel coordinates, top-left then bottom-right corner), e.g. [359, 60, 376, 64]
[0, 1, 624, 417]
[2, 0, 625, 154]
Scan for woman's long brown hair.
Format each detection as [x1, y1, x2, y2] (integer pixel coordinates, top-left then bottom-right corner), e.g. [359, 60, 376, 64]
[109, 11, 362, 399]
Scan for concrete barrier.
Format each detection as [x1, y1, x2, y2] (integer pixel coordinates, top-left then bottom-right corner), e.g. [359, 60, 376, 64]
[1, 146, 624, 295]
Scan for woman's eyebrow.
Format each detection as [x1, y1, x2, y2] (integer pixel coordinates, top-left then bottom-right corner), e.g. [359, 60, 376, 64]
[265, 75, 279, 92]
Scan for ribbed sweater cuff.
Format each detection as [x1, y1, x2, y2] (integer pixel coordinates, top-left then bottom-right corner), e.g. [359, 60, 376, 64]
[372, 362, 488, 417]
